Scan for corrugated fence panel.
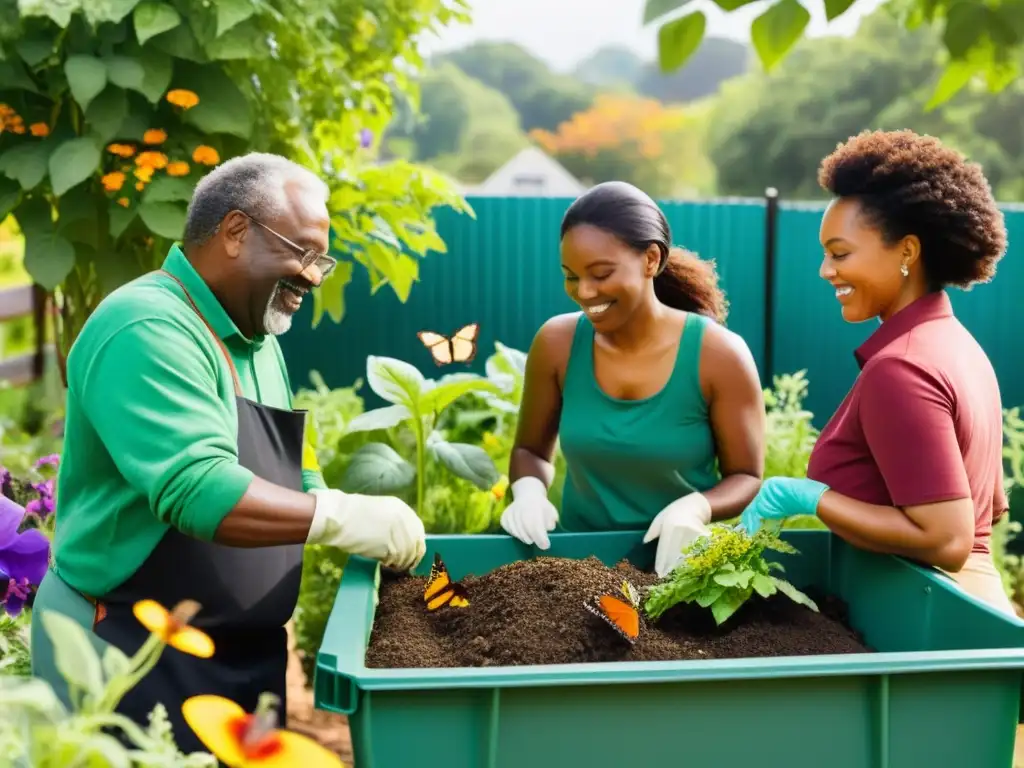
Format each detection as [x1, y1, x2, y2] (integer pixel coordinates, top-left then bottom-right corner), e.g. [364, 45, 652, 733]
[281, 196, 770, 402]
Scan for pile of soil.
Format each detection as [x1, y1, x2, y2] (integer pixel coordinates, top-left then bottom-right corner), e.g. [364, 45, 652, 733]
[366, 555, 870, 669]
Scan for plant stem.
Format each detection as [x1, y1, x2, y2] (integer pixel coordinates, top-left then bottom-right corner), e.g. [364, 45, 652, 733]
[414, 415, 426, 518]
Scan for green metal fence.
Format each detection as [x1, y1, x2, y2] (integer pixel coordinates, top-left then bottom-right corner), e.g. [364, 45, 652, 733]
[280, 195, 1024, 427]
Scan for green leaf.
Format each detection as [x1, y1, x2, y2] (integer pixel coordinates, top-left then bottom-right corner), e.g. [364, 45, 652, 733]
[823, 0, 855, 21]
[134, 1, 181, 45]
[20, 207, 76, 291]
[143, 175, 194, 203]
[15, 36, 54, 67]
[341, 442, 415, 494]
[421, 375, 503, 415]
[643, 0, 690, 24]
[926, 58, 978, 110]
[151, 22, 207, 62]
[773, 578, 819, 612]
[346, 404, 412, 433]
[49, 137, 101, 196]
[138, 201, 186, 239]
[105, 55, 145, 93]
[65, 55, 108, 110]
[751, 572, 778, 598]
[0, 58, 41, 92]
[180, 66, 252, 139]
[0, 141, 52, 189]
[109, 203, 135, 239]
[750, 0, 811, 72]
[18, 0, 78, 27]
[429, 439, 500, 489]
[138, 47, 173, 103]
[311, 260, 353, 326]
[657, 11, 706, 73]
[85, 86, 128, 143]
[943, 1, 989, 59]
[695, 584, 726, 608]
[366, 355, 425, 409]
[215, 0, 256, 36]
[101, 644, 131, 682]
[84, 0, 139, 25]
[39, 610, 105, 705]
[206, 19, 265, 60]
[58, 186, 100, 247]
[712, 569, 747, 587]
[710, 587, 752, 625]
[80, 733, 132, 768]
[0, 177, 21, 219]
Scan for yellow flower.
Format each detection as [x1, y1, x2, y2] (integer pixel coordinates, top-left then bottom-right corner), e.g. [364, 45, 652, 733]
[490, 475, 509, 501]
[183, 693, 344, 768]
[143, 128, 167, 145]
[133, 599, 215, 658]
[102, 172, 126, 192]
[0, 104, 13, 117]
[192, 145, 220, 165]
[134, 165, 154, 183]
[29, 122, 49, 137]
[166, 161, 190, 177]
[135, 151, 168, 170]
[166, 89, 200, 109]
[136, 181, 145, 191]
[107, 143, 136, 158]
[117, 197, 130, 207]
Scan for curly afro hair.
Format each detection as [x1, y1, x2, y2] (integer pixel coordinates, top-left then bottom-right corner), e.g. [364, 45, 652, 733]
[818, 129, 1007, 289]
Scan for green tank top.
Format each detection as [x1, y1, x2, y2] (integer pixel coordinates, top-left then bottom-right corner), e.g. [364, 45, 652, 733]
[557, 311, 721, 532]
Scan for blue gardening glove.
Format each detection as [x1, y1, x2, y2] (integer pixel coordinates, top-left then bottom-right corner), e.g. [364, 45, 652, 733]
[739, 477, 829, 535]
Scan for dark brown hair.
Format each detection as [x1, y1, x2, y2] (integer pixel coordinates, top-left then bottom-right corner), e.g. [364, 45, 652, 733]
[560, 181, 728, 322]
[818, 129, 1007, 289]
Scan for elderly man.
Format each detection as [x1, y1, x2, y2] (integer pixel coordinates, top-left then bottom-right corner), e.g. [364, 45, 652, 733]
[30, 152, 425, 752]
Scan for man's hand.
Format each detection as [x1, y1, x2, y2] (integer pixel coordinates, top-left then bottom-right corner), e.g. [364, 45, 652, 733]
[307, 489, 426, 571]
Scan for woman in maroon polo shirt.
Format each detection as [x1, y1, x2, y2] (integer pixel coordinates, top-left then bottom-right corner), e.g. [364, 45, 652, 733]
[740, 129, 1015, 616]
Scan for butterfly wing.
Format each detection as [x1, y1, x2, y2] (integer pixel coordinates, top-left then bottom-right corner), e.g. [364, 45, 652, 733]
[417, 330, 454, 366]
[423, 553, 471, 610]
[584, 593, 640, 643]
[450, 323, 479, 364]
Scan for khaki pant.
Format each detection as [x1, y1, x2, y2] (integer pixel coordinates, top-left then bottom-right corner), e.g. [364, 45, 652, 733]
[938, 552, 1019, 618]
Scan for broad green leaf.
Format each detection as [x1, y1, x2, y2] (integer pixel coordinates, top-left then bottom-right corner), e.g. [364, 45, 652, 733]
[341, 442, 415, 495]
[138, 201, 186, 239]
[696, 584, 726, 608]
[15, 36, 53, 67]
[712, 569, 746, 587]
[80, 733, 132, 768]
[311, 260, 353, 326]
[657, 11, 706, 73]
[709, 586, 752, 625]
[65, 55, 107, 110]
[49, 137, 101, 196]
[926, 58, 978, 110]
[24, 222, 76, 290]
[943, 2, 989, 59]
[58, 186, 100, 247]
[134, 1, 181, 45]
[138, 47, 173, 103]
[216, 0, 256, 36]
[39, 610, 105, 704]
[751, 572, 778, 598]
[823, 0, 856, 21]
[143, 175, 195, 203]
[85, 86, 128, 143]
[0, 141, 52, 189]
[17, 0, 79, 28]
[109, 203, 135, 239]
[101, 644, 131, 681]
[643, 0, 690, 25]
[206, 19, 265, 60]
[180, 66, 252, 139]
[421, 375, 502, 415]
[151, 23, 206, 62]
[83, 0, 138, 25]
[429, 440, 500, 489]
[0, 177, 21, 219]
[750, 0, 811, 72]
[366, 355, 425, 409]
[0, 58, 40, 92]
[105, 55, 145, 93]
[346, 404, 412, 433]
[773, 578, 819, 612]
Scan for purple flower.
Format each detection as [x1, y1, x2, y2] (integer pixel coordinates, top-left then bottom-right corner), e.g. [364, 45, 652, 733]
[34, 454, 60, 470]
[0, 495, 49, 617]
[25, 478, 55, 519]
[358, 128, 373, 149]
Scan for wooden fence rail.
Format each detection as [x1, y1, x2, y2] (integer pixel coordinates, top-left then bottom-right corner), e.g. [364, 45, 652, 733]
[0, 284, 47, 386]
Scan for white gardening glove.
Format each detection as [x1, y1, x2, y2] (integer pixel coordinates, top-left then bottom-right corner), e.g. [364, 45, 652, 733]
[306, 488, 426, 571]
[500, 477, 559, 550]
[643, 492, 713, 577]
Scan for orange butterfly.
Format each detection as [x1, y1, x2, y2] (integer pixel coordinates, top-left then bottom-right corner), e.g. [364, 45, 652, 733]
[417, 323, 479, 366]
[584, 580, 641, 644]
[423, 552, 470, 611]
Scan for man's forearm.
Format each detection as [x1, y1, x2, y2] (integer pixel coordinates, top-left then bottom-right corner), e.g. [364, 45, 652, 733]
[212, 477, 318, 546]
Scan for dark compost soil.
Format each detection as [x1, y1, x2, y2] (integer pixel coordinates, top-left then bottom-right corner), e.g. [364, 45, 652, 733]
[365, 555, 871, 668]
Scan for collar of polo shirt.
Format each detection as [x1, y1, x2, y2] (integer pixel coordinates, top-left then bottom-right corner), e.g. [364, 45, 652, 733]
[854, 290, 952, 369]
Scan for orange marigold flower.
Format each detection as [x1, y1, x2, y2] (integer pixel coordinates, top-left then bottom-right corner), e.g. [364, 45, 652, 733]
[133, 599, 215, 658]
[192, 145, 220, 166]
[0, 104, 13, 117]
[136, 181, 145, 191]
[135, 151, 168, 170]
[490, 475, 509, 501]
[117, 197, 130, 207]
[166, 161, 190, 177]
[166, 89, 200, 109]
[10, 124, 24, 135]
[29, 122, 49, 137]
[143, 128, 167, 145]
[183, 693, 343, 768]
[134, 166, 154, 183]
[102, 172, 126, 192]
[107, 143, 136, 158]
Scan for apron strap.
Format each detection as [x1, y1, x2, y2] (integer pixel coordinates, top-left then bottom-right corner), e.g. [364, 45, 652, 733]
[157, 269, 244, 398]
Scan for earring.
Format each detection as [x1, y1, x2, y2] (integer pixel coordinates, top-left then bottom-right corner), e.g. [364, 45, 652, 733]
[900, 263, 909, 277]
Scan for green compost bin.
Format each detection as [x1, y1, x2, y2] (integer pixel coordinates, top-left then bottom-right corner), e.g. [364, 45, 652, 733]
[314, 530, 1024, 768]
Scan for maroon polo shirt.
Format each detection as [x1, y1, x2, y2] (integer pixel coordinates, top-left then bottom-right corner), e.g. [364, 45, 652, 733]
[806, 290, 1006, 554]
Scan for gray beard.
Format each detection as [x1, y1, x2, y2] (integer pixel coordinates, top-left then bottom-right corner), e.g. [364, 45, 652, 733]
[263, 282, 294, 336]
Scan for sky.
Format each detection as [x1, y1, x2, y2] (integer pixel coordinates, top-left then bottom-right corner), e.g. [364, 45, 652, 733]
[419, 0, 890, 72]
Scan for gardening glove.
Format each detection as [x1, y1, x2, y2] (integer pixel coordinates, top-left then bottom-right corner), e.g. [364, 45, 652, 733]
[306, 488, 426, 571]
[500, 476, 559, 550]
[739, 477, 829, 535]
[644, 492, 713, 577]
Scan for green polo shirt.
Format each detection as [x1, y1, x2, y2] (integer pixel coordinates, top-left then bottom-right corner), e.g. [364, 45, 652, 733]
[51, 246, 326, 598]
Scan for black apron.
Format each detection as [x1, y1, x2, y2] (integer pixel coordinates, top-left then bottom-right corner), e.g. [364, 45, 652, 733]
[86, 269, 306, 755]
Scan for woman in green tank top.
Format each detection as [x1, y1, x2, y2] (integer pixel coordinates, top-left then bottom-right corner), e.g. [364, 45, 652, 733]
[500, 181, 766, 577]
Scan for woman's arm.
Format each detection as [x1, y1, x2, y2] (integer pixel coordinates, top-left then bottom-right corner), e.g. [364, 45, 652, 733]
[816, 356, 976, 571]
[509, 314, 575, 488]
[700, 326, 766, 521]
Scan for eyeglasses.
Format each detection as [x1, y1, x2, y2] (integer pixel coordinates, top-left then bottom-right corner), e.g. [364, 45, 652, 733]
[245, 214, 337, 279]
